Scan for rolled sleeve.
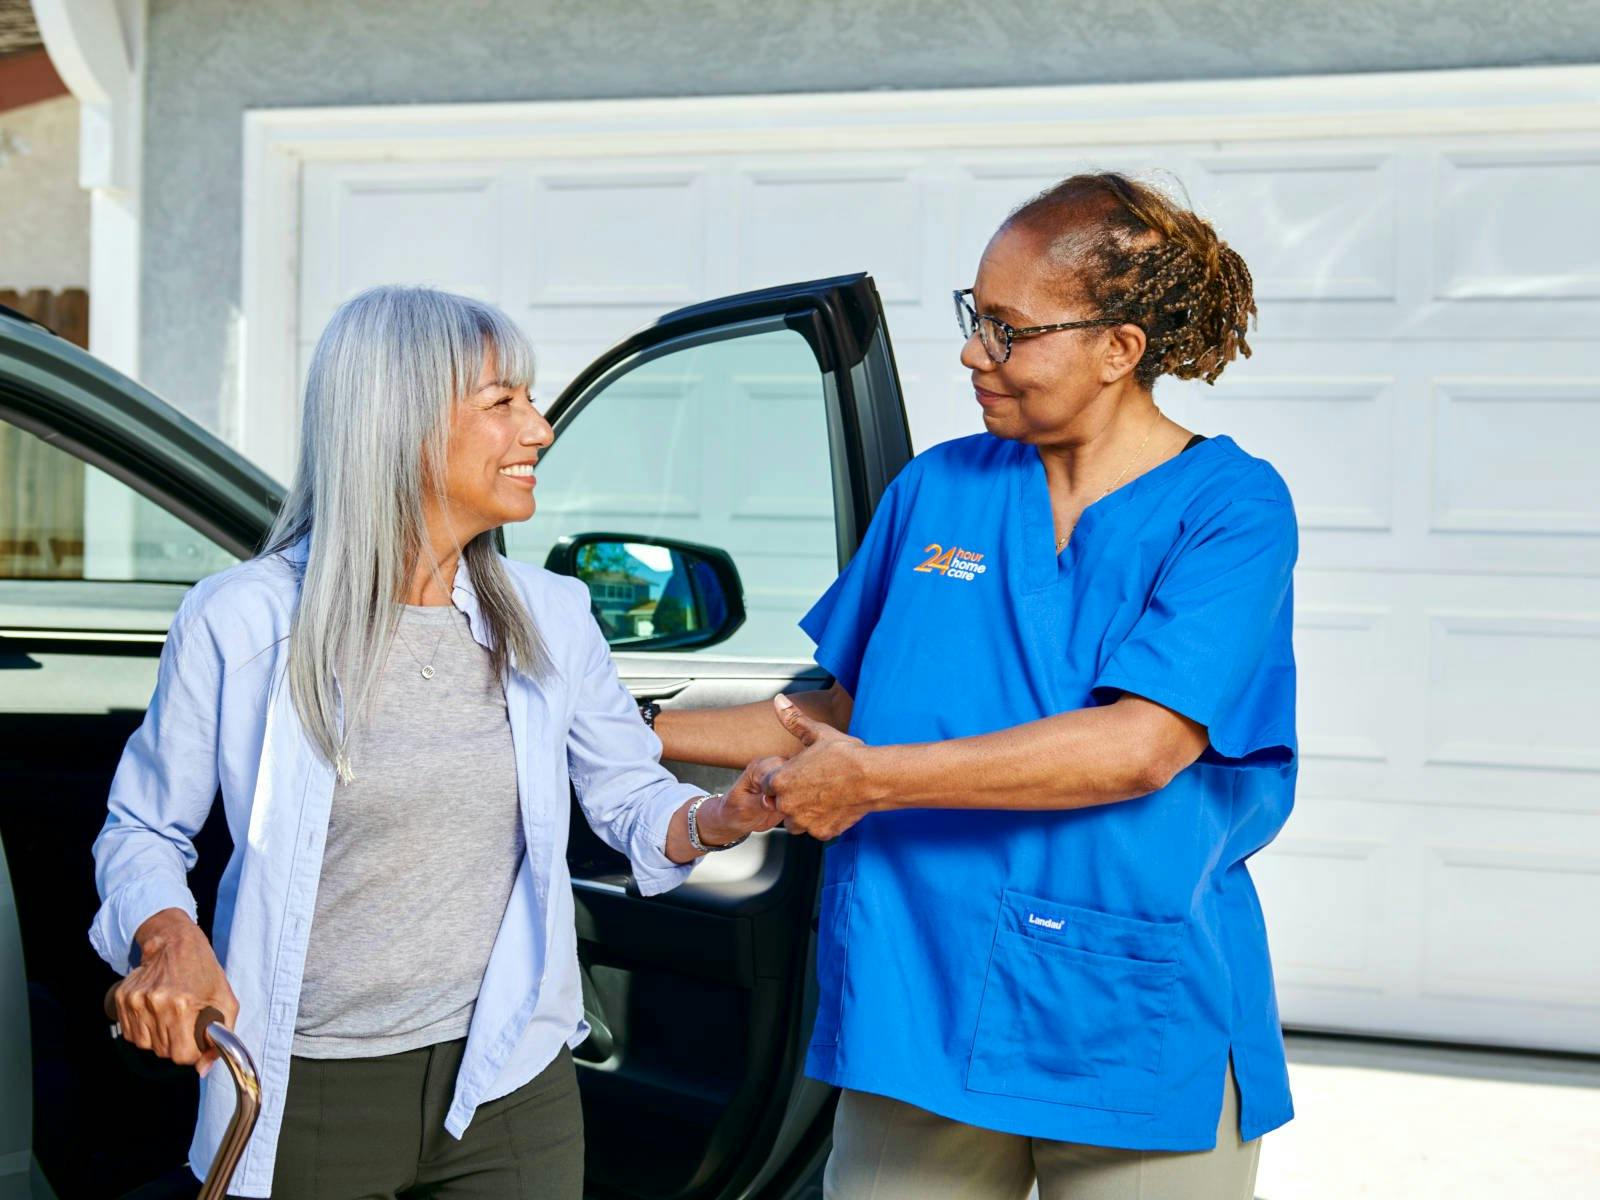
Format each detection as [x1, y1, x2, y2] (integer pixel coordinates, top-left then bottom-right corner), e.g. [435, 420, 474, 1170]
[88, 588, 221, 974]
[89, 874, 201, 976]
[562, 579, 699, 896]
[624, 775, 704, 897]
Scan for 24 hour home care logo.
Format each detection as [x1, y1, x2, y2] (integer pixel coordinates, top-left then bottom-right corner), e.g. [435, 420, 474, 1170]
[912, 543, 988, 583]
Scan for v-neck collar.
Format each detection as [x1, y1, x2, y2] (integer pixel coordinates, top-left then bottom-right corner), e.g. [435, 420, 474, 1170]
[1019, 434, 1229, 590]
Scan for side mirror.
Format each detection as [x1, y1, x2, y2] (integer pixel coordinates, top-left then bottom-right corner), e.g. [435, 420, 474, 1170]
[543, 533, 746, 651]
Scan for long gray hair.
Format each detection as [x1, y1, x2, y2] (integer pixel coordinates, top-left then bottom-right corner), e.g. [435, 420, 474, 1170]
[262, 285, 553, 783]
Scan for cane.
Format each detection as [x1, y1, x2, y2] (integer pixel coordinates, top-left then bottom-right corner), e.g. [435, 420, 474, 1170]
[104, 985, 262, 1200]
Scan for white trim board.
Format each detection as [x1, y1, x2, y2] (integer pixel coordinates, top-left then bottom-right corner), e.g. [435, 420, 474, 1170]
[238, 64, 1600, 480]
[35, 0, 147, 379]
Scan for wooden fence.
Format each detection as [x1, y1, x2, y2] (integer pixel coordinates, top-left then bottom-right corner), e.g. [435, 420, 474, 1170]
[0, 287, 90, 577]
[0, 287, 89, 349]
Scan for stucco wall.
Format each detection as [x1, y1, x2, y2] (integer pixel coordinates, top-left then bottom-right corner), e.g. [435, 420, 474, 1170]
[139, 0, 1600, 434]
[0, 95, 88, 290]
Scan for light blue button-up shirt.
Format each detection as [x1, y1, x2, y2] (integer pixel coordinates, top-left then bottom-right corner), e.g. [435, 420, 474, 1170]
[89, 538, 700, 1196]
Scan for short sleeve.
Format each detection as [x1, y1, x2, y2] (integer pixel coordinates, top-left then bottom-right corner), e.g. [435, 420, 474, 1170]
[799, 472, 908, 696]
[1091, 497, 1298, 768]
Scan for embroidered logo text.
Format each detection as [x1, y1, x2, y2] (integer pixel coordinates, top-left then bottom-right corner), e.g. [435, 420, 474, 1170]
[912, 543, 988, 583]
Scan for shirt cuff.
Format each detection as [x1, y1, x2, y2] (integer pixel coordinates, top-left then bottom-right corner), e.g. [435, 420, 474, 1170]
[627, 781, 704, 897]
[89, 876, 200, 975]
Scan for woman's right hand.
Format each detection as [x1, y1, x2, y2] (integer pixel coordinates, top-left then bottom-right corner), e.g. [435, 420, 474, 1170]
[112, 907, 240, 1075]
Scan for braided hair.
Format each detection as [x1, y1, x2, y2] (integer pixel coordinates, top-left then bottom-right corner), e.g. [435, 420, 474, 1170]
[1003, 173, 1256, 387]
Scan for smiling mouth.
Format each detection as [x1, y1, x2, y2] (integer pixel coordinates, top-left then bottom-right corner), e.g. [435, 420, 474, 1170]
[498, 464, 536, 477]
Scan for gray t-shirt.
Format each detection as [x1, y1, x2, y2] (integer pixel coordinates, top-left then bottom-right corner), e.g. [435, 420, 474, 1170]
[293, 603, 524, 1059]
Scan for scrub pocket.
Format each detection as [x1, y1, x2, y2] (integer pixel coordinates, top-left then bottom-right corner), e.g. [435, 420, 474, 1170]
[809, 880, 854, 1047]
[966, 888, 1183, 1114]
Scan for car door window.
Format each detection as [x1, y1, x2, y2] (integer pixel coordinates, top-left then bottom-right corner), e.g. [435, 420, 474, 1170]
[0, 410, 243, 1196]
[504, 324, 838, 659]
[0, 417, 236, 631]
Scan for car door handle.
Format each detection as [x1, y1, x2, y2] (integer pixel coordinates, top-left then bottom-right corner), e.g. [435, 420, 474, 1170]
[625, 679, 692, 704]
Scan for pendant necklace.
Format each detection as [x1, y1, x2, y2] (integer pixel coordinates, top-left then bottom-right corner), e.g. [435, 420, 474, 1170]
[394, 611, 454, 681]
[1055, 409, 1164, 554]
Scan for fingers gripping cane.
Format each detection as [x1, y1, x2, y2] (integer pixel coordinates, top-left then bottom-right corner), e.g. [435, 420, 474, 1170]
[105, 985, 262, 1199]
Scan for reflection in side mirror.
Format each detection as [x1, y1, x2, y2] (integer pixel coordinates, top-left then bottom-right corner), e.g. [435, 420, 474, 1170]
[543, 533, 746, 652]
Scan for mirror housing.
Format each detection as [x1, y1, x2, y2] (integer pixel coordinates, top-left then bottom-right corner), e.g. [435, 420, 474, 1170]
[543, 533, 746, 652]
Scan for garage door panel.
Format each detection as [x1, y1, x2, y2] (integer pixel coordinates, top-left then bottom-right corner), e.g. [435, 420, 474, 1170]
[1249, 833, 1391, 994]
[1425, 612, 1600, 774]
[1429, 378, 1600, 537]
[1295, 605, 1396, 764]
[1259, 799, 1600, 1052]
[1290, 529, 1600, 579]
[1409, 764, 1600, 818]
[1183, 375, 1397, 532]
[1181, 349, 1600, 578]
[1195, 151, 1400, 302]
[299, 162, 511, 343]
[284, 89, 1600, 1051]
[529, 170, 709, 307]
[1434, 149, 1600, 302]
[732, 167, 926, 303]
[335, 178, 502, 301]
[1422, 843, 1600, 1010]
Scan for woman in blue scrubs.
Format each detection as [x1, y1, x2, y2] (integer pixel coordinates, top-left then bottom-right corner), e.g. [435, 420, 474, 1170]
[655, 172, 1297, 1199]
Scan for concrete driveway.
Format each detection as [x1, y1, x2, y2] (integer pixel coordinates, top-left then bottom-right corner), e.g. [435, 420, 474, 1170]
[804, 1032, 1600, 1200]
[1254, 1033, 1600, 1199]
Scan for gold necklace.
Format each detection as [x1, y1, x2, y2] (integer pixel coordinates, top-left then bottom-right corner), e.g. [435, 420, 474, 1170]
[1054, 411, 1163, 553]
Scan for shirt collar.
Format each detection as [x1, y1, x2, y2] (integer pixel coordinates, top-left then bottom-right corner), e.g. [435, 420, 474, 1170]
[280, 532, 495, 656]
[450, 563, 486, 636]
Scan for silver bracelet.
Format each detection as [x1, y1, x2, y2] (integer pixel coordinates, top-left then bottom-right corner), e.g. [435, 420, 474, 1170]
[687, 793, 750, 854]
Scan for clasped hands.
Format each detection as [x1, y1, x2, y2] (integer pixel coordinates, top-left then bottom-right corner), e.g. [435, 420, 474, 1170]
[698, 695, 884, 846]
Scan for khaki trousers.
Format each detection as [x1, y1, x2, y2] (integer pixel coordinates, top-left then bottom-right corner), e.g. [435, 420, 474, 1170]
[823, 1064, 1260, 1200]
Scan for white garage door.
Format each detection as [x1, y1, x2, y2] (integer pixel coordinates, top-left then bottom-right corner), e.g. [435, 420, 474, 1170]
[245, 68, 1600, 1053]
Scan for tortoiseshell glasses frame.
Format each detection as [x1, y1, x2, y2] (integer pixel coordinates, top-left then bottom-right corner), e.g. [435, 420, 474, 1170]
[954, 288, 1132, 364]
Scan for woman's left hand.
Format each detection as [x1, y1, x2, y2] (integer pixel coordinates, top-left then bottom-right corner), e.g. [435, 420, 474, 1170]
[763, 695, 884, 840]
[691, 755, 790, 849]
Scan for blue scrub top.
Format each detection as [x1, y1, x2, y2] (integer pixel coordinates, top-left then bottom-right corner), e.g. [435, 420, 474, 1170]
[799, 431, 1299, 1151]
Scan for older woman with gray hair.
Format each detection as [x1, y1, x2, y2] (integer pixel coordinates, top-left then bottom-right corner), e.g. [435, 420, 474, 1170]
[89, 286, 782, 1199]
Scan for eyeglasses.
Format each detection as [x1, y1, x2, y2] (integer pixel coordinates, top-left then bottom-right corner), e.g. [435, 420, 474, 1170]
[953, 288, 1130, 365]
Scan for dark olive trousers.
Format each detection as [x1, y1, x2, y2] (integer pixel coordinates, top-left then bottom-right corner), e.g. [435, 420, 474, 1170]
[239, 1040, 583, 1199]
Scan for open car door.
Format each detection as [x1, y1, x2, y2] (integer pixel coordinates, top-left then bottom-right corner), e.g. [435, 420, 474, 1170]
[504, 273, 912, 1198]
[0, 309, 280, 1197]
